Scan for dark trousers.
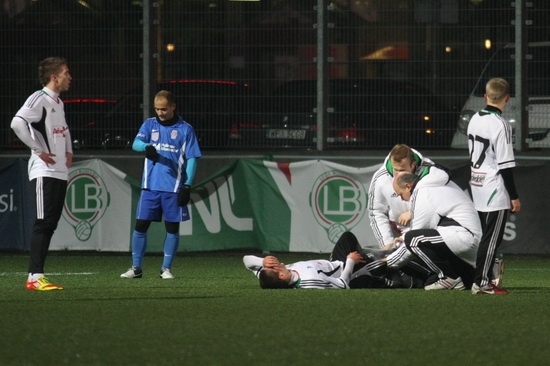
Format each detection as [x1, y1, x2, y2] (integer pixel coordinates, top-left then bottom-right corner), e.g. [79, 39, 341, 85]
[28, 177, 67, 274]
[405, 229, 475, 289]
[475, 210, 507, 286]
[330, 232, 417, 288]
[330, 231, 366, 263]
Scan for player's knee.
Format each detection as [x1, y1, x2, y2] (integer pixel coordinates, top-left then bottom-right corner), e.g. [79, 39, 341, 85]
[165, 221, 179, 234]
[134, 219, 151, 233]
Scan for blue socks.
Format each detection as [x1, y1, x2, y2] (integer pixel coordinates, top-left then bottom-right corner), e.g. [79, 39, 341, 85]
[131, 230, 179, 270]
[162, 233, 179, 269]
[131, 230, 147, 268]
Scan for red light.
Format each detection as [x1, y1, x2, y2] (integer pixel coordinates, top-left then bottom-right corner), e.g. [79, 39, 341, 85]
[163, 79, 238, 85]
[63, 98, 116, 104]
[336, 126, 361, 140]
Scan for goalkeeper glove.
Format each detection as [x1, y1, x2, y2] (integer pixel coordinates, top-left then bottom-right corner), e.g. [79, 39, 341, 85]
[178, 185, 191, 206]
[145, 145, 159, 162]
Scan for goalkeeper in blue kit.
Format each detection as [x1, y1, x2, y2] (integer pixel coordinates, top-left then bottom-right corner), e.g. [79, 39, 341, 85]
[121, 90, 202, 279]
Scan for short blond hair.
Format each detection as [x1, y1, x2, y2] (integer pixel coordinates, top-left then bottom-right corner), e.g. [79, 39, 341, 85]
[485, 78, 510, 104]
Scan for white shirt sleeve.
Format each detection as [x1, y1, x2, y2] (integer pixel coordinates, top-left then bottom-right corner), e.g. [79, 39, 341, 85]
[11, 116, 44, 154]
[369, 171, 396, 247]
[243, 255, 264, 278]
[338, 258, 356, 287]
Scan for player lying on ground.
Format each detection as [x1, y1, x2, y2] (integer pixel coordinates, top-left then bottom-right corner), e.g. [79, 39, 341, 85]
[243, 231, 423, 289]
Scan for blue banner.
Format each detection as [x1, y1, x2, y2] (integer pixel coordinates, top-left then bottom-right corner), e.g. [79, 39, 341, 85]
[0, 158, 35, 251]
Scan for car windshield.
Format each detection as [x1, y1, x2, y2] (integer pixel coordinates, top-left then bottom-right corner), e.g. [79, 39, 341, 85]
[473, 43, 550, 97]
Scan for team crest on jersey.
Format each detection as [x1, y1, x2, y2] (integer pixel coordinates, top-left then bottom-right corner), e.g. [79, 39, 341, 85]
[151, 131, 159, 142]
[171, 130, 178, 139]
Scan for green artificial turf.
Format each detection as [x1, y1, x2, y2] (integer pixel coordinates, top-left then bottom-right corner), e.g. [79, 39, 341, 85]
[0, 253, 549, 366]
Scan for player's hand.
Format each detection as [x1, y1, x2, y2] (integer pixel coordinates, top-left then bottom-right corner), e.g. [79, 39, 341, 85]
[145, 145, 159, 162]
[391, 237, 405, 250]
[263, 256, 281, 268]
[178, 185, 191, 206]
[347, 251, 366, 264]
[397, 210, 412, 226]
[39, 152, 56, 166]
[510, 198, 521, 213]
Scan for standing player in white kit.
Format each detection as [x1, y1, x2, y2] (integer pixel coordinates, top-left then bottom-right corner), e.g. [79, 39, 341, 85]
[467, 77, 521, 295]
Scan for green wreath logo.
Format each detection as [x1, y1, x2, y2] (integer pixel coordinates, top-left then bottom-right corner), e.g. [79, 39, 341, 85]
[62, 168, 110, 242]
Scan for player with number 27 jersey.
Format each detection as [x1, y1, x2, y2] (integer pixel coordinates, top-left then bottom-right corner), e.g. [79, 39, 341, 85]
[467, 107, 515, 212]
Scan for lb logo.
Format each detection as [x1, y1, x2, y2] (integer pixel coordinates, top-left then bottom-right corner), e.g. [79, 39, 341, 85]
[62, 168, 110, 241]
[309, 171, 366, 243]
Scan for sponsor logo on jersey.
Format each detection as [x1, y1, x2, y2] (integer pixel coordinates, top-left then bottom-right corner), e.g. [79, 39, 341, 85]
[62, 167, 110, 242]
[470, 171, 486, 186]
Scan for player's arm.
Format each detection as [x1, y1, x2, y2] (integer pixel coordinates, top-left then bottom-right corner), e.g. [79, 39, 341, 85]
[500, 168, 521, 213]
[338, 255, 363, 286]
[132, 120, 153, 152]
[176, 157, 197, 206]
[184, 158, 197, 186]
[11, 113, 44, 154]
[368, 178, 396, 247]
[132, 139, 148, 152]
[243, 255, 265, 278]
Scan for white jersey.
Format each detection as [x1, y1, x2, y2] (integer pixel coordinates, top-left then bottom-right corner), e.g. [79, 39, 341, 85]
[10, 87, 73, 181]
[368, 149, 450, 247]
[467, 108, 515, 211]
[243, 255, 355, 289]
[409, 181, 482, 266]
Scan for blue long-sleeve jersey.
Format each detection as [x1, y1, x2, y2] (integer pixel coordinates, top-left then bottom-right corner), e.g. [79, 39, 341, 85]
[134, 116, 202, 193]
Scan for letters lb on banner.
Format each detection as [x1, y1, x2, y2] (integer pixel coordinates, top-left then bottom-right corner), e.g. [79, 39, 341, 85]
[51, 159, 139, 252]
[181, 159, 380, 253]
[181, 158, 549, 255]
[2, 157, 548, 255]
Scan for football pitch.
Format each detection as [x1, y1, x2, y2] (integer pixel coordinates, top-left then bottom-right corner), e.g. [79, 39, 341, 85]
[1, 252, 549, 366]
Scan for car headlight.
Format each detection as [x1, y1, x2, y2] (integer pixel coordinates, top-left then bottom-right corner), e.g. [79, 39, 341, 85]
[457, 110, 475, 135]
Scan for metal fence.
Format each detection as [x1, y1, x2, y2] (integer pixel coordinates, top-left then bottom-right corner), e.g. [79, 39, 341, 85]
[2, 0, 549, 151]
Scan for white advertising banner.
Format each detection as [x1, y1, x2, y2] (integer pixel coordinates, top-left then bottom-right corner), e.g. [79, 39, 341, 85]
[51, 159, 137, 252]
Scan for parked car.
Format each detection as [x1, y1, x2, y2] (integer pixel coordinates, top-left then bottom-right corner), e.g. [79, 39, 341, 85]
[64, 98, 117, 149]
[1, 97, 116, 150]
[451, 42, 550, 149]
[72, 80, 260, 149]
[230, 79, 456, 149]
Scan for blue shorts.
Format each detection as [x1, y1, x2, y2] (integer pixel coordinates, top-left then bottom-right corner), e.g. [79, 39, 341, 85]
[136, 189, 190, 222]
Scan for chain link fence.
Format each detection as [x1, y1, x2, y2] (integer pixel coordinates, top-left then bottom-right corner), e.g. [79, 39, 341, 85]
[2, 0, 549, 151]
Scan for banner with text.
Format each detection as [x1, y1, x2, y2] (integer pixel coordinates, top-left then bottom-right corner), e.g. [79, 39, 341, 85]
[0, 158, 547, 254]
[182, 159, 379, 253]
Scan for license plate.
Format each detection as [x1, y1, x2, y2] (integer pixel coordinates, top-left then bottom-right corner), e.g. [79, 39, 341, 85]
[267, 129, 306, 139]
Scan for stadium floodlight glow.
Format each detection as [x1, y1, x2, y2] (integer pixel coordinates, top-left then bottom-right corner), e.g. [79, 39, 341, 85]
[485, 39, 492, 50]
